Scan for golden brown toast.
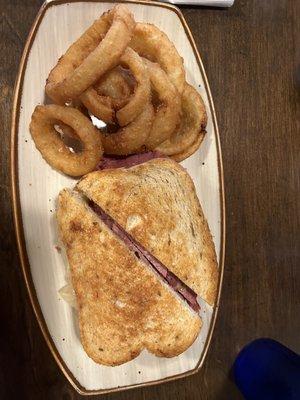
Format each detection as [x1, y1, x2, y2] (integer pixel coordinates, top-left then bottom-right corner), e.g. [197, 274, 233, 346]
[57, 189, 201, 366]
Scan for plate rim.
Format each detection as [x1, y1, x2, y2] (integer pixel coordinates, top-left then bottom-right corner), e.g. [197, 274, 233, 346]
[10, 0, 226, 395]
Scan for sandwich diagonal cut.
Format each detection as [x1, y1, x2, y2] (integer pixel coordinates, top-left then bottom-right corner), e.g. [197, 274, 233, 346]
[89, 200, 200, 312]
[57, 189, 201, 366]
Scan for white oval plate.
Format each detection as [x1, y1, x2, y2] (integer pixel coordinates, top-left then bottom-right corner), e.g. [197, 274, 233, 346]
[11, 0, 225, 395]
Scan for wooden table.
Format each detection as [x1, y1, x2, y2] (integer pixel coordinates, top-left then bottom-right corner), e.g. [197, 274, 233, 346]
[0, 0, 299, 398]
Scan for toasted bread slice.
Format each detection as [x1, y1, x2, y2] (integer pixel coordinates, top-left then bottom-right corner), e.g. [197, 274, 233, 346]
[57, 189, 201, 366]
[77, 158, 218, 305]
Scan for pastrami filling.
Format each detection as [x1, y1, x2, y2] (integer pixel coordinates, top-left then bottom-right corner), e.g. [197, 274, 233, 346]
[89, 200, 200, 313]
[97, 151, 165, 170]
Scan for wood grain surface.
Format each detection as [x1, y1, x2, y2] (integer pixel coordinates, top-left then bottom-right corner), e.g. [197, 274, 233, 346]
[0, 0, 299, 399]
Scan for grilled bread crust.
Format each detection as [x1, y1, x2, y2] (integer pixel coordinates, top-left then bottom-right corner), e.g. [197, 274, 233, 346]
[77, 158, 218, 305]
[57, 189, 201, 366]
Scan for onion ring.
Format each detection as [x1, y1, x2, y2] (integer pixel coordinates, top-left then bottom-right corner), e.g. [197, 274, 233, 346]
[79, 65, 132, 123]
[80, 86, 114, 123]
[81, 48, 150, 126]
[143, 59, 181, 149]
[156, 83, 207, 156]
[30, 105, 103, 177]
[100, 103, 154, 155]
[96, 66, 134, 109]
[130, 23, 185, 94]
[171, 131, 206, 162]
[46, 5, 135, 104]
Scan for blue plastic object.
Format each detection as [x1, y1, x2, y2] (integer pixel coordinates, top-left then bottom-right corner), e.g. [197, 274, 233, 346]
[233, 338, 300, 400]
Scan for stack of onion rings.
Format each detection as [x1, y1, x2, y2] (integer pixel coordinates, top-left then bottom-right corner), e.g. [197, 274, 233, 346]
[30, 5, 208, 177]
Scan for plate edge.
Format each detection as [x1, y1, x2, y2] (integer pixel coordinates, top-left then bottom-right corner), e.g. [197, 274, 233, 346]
[10, 0, 226, 396]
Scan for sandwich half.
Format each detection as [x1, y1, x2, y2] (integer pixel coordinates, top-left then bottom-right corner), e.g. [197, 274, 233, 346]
[57, 155, 218, 366]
